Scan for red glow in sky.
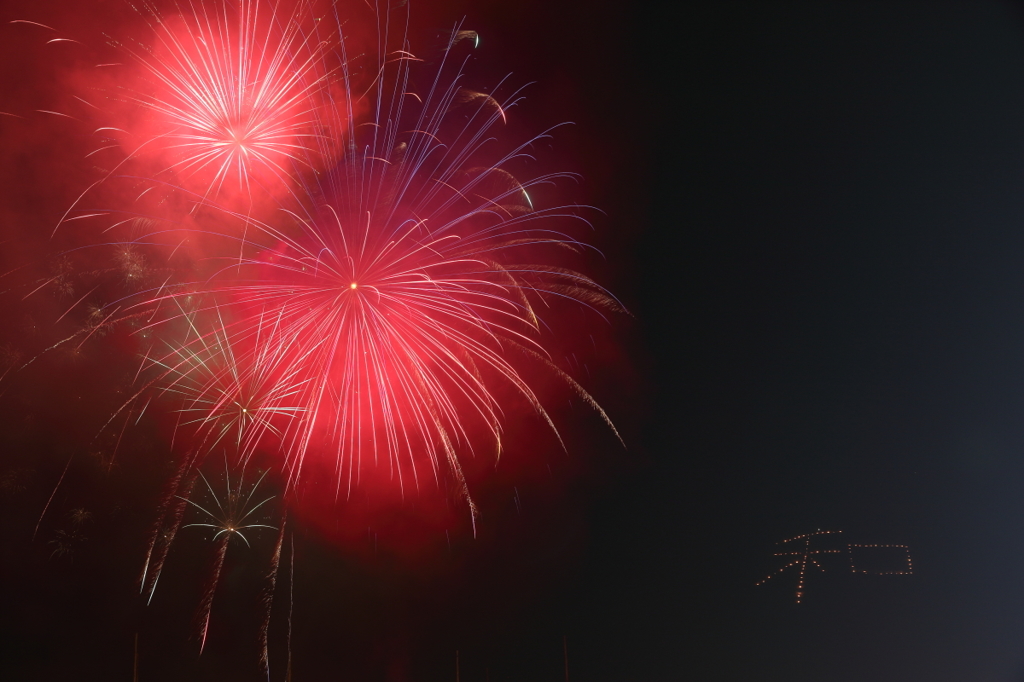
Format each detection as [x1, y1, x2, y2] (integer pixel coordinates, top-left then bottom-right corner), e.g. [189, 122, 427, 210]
[1, 0, 622, 556]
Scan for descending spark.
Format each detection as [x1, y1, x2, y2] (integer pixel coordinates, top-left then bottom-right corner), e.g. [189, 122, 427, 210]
[33, 452, 75, 542]
[259, 511, 287, 679]
[195, 531, 229, 653]
[285, 530, 294, 681]
[139, 456, 198, 604]
[8, 20, 56, 31]
[564, 635, 570, 682]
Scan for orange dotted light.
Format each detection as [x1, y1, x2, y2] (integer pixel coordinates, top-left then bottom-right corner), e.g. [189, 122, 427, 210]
[758, 531, 913, 603]
[756, 530, 841, 603]
[848, 543, 914, 575]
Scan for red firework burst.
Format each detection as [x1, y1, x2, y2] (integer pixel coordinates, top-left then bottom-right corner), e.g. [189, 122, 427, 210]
[120, 0, 332, 197]
[38, 0, 342, 235]
[130, 19, 623, 531]
[28, 1, 622, 539]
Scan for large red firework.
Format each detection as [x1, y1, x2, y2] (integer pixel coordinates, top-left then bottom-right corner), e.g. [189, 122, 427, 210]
[20, 0, 621, 538]
[137, 18, 623, 531]
[35, 0, 342, 234]
[2, 0, 623, 671]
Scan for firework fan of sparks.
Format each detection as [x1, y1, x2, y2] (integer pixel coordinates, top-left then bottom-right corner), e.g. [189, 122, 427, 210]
[135, 455, 289, 666]
[176, 463, 278, 653]
[123, 0, 332, 195]
[180, 464, 277, 548]
[40, 0, 338, 227]
[148, 306, 308, 457]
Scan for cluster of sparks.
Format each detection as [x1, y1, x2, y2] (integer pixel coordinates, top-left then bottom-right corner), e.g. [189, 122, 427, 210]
[757, 531, 913, 603]
[8, 0, 621, 667]
[122, 0, 329, 196]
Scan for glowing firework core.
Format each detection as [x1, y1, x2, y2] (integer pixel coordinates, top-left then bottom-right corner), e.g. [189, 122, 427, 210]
[117, 0, 330, 198]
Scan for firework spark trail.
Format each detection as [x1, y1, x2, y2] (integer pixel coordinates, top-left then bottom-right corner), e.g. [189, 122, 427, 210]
[258, 510, 287, 679]
[141, 479, 194, 604]
[139, 456, 198, 604]
[286, 530, 294, 681]
[32, 452, 75, 542]
[194, 531, 229, 654]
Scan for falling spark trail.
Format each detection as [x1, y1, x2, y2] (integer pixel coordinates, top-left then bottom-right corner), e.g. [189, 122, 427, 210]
[9, 20, 56, 30]
[285, 531, 294, 682]
[564, 635, 569, 682]
[195, 533, 230, 654]
[259, 511, 288, 680]
[33, 452, 74, 542]
[140, 462, 197, 604]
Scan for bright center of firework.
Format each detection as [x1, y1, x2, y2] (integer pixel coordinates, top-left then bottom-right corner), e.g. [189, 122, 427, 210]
[349, 282, 358, 290]
[227, 127, 249, 149]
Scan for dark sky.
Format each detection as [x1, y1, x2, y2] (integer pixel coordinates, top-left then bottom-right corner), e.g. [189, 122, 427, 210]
[660, 2, 1024, 680]
[7, 1, 1024, 680]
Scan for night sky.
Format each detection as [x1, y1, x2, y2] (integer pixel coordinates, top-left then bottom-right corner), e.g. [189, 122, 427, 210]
[6, 1, 1024, 680]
